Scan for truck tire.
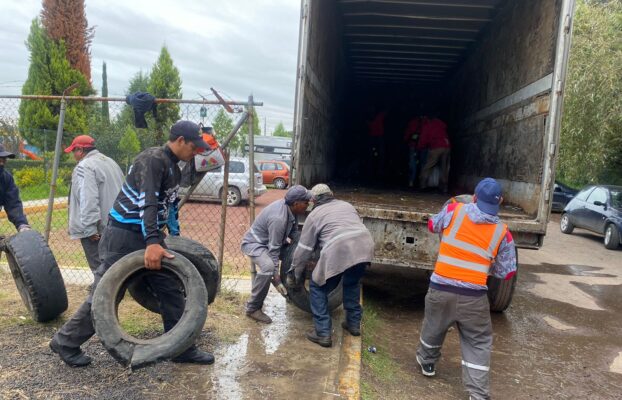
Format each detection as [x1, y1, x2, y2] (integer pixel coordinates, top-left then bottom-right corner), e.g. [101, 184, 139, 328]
[127, 236, 219, 313]
[92, 250, 207, 369]
[3, 230, 68, 322]
[487, 249, 519, 312]
[279, 242, 342, 314]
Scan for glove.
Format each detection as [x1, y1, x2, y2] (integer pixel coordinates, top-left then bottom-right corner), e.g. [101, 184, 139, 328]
[18, 224, 31, 233]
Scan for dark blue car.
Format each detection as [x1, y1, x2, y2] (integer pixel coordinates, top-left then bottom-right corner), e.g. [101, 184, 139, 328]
[560, 185, 622, 249]
[552, 181, 578, 212]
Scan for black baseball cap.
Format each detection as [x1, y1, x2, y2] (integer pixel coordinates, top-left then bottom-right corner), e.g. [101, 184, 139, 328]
[0, 144, 16, 158]
[170, 120, 207, 149]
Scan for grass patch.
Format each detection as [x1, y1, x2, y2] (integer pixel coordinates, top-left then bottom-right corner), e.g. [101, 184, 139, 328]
[19, 182, 69, 202]
[205, 288, 246, 343]
[361, 301, 405, 400]
[117, 297, 163, 337]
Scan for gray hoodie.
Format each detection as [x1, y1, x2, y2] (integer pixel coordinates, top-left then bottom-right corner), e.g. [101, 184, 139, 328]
[68, 150, 124, 239]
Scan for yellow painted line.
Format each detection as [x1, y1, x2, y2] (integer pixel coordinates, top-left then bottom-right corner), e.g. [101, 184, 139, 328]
[337, 287, 363, 399]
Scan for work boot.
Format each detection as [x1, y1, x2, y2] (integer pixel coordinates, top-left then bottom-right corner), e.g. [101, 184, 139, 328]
[172, 347, 215, 365]
[49, 339, 92, 367]
[341, 321, 361, 336]
[246, 309, 273, 324]
[305, 330, 332, 348]
[416, 355, 436, 377]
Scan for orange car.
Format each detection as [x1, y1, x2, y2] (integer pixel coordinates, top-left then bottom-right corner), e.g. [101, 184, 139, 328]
[258, 160, 290, 189]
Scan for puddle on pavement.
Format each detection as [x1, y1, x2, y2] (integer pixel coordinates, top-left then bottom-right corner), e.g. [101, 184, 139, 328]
[260, 294, 289, 355]
[212, 333, 249, 400]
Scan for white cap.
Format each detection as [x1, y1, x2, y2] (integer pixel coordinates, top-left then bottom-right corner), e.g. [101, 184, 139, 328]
[311, 183, 332, 197]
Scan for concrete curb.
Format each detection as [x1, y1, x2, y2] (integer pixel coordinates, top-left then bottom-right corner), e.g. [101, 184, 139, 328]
[336, 289, 363, 399]
[0, 198, 68, 219]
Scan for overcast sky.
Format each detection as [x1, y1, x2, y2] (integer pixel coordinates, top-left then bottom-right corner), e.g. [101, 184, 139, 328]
[0, 0, 301, 134]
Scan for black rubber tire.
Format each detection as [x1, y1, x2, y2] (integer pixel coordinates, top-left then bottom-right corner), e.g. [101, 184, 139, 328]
[127, 236, 219, 313]
[560, 213, 574, 234]
[487, 248, 518, 312]
[273, 178, 287, 190]
[92, 250, 207, 369]
[3, 230, 68, 322]
[279, 242, 342, 314]
[220, 186, 242, 206]
[604, 224, 620, 250]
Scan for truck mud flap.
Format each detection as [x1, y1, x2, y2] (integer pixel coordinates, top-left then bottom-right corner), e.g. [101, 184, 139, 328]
[487, 249, 519, 312]
[279, 242, 342, 314]
[127, 236, 218, 313]
[2, 230, 68, 322]
[92, 250, 207, 369]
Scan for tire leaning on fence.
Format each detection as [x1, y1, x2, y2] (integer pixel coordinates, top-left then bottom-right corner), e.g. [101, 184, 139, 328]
[92, 250, 207, 369]
[127, 236, 219, 313]
[279, 241, 343, 314]
[1, 230, 68, 322]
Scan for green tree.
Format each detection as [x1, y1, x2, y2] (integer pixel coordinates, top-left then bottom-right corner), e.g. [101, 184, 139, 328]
[212, 108, 240, 152]
[101, 61, 109, 123]
[148, 46, 182, 143]
[240, 107, 261, 138]
[272, 122, 292, 137]
[558, 0, 622, 186]
[119, 126, 140, 173]
[18, 19, 93, 147]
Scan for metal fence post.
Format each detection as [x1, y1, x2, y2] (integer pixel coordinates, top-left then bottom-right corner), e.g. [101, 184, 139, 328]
[44, 83, 78, 242]
[217, 149, 230, 293]
[248, 94, 256, 224]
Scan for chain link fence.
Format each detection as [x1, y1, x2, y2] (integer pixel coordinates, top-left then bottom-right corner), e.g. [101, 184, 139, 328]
[0, 94, 267, 294]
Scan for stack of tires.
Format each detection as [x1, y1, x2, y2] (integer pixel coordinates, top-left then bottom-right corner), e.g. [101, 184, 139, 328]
[91, 236, 219, 369]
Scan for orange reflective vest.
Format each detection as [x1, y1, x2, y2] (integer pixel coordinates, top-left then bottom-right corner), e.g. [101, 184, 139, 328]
[434, 203, 507, 285]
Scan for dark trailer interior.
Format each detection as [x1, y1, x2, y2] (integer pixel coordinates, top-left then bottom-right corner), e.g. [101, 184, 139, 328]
[293, 0, 570, 234]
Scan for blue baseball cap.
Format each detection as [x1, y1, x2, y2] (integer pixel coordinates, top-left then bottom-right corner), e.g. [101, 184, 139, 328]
[170, 120, 206, 149]
[475, 178, 502, 215]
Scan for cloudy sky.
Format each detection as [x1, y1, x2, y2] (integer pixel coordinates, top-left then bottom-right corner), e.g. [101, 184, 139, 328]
[0, 0, 301, 133]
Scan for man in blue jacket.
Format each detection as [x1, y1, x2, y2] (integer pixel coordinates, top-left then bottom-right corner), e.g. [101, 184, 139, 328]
[0, 144, 31, 233]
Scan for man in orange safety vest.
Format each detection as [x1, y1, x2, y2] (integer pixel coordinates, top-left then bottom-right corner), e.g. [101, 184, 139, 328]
[415, 177, 517, 400]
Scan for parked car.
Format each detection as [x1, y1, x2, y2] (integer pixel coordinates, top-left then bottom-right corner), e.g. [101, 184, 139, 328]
[257, 160, 290, 189]
[560, 185, 622, 249]
[183, 157, 267, 206]
[551, 181, 578, 212]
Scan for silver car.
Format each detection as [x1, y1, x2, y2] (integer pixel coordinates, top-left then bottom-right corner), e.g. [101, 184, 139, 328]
[185, 156, 267, 206]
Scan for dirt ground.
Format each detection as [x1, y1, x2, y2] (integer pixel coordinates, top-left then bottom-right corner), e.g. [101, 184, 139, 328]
[360, 214, 622, 399]
[0, 271, 346, 400]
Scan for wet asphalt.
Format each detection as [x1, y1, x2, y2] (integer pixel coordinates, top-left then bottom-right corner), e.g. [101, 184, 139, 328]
[361, 214, 622, 399]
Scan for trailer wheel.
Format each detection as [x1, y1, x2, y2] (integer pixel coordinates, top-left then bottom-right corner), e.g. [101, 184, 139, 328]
[279, 241, 342, 314]
[3, 230, 68, 322]
[92, 250, 207, 369]
[128, 236, 218, 313]
[487, 248, 519, 312]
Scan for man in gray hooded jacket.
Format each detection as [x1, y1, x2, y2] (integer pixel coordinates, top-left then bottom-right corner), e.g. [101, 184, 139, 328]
[241, 185, 312, 323]
[289, 184, 374, 347]
[65, 135, 124, 273]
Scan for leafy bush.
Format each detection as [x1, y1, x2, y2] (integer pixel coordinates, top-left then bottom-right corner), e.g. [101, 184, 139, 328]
[14, 167, 45, 187]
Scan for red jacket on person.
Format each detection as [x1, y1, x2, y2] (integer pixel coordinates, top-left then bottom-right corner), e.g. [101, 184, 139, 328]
[417, 118, 450, 150]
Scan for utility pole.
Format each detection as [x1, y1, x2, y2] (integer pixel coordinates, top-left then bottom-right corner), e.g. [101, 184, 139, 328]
[264, 117, 267, 136]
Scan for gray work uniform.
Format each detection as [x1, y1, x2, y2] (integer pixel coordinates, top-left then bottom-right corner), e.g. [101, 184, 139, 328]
[68, 150, 124, 272]
[291, 199, 374, 286]
[241, 199, 298, 312]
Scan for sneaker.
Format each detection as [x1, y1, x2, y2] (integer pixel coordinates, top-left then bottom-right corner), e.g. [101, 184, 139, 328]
[49, 340, 92, 367]
[305, 330, 332, 348]
[341, 321, 361, 336]
[416, 355, 435, 377]
[172, 347, 215, 365]
[246, 309, 273, 324]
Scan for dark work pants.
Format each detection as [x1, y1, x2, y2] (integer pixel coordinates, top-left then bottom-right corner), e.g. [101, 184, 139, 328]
[54, 224, 185, 349]
[309, 263, 367, 337]
[80, 237, 100, 273]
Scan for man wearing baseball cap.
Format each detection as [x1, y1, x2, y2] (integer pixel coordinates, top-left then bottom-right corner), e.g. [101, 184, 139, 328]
[241, 184, 312, 323]
[415, 177, 517, 399]
[51, 120, 215, 367]
[64, 135, 124, 275]
[0, 144, 31, 233]
[288, 183, 374, 347]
